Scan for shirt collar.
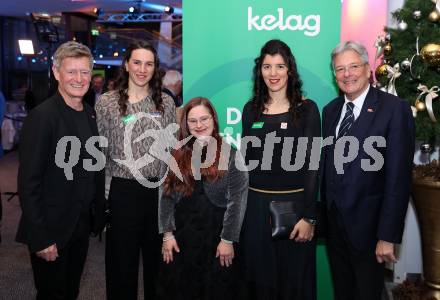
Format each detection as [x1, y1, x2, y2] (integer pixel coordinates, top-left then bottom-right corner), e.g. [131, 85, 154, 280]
[344, 84, 370, 111]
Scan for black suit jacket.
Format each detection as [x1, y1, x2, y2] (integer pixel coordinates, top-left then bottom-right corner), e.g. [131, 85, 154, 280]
[16, 92, 106, 253]
[321, 86, 415, 251]
[162, 87, 182, 107]
[83, 88, 97, 108]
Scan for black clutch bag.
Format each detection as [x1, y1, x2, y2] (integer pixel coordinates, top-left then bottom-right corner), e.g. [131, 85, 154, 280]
[269, 200, 299, 240]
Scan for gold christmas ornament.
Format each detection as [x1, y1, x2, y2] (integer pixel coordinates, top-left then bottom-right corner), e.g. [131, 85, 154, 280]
[415, 99, 426, 111]
[428, 9, 440, 22]
[383, 43, 393, 56]
[421, 43, 440, 66]
[375, 63, 389, 84]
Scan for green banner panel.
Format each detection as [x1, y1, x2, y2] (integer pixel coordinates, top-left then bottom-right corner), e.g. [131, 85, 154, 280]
[183, 1, 341, 299]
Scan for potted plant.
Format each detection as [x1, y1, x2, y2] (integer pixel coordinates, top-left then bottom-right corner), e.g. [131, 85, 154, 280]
[411, 161, 440, 300]
[375, 0, 440, 299]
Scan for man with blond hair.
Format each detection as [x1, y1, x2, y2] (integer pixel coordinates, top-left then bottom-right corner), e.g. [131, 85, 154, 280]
[16, 41, 105, 299]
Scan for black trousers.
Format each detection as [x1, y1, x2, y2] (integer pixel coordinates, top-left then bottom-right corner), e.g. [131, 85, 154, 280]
[105, 177, 161, 300]
[30, 224, 89, 300]
[326, 204, 384, 300]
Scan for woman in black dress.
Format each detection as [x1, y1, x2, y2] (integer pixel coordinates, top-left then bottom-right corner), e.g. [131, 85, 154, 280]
[158, 97, 248, 300]
[241, 39, 321, 300]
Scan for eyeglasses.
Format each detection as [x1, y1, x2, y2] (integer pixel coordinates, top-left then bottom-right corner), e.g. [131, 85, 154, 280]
[187, 115, 212, 127]
[334, 63, 366, 75]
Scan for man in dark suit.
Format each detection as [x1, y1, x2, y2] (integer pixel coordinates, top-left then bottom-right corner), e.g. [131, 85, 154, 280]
[16, 41, 105, 299]
[321, 41, 415, 300]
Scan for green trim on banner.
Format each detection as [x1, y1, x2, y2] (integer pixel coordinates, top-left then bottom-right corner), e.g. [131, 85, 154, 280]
[183, 1, 341, 299]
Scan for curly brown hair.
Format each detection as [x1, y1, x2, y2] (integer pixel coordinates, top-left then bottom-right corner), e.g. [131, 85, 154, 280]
[251, 39, 303, 121]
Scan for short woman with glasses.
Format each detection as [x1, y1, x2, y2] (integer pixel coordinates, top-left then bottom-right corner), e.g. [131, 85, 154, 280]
[158, 97, 248, 300]
[96, 41, 176, 299]
[241, 39, 321, 300]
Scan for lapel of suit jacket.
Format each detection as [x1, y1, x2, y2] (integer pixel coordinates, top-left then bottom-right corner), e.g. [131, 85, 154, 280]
[83, 104, 99, 137]
[321, 97, 344, 177]
[348, 86, 380, 141]
[54, 92, 99, 137]
[53, 91, 78, 137]
[326, 97, 345, 139]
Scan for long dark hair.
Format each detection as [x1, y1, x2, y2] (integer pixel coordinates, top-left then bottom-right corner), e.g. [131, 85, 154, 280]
[164, 97, 226, 196]
[251, 39, 303, 120]
[116, 41, 163, 116]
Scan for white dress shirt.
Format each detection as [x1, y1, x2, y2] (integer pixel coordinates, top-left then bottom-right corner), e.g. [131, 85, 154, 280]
[335, 85, 370, 137]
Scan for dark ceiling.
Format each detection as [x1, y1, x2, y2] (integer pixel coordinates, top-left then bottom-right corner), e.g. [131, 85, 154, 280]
[0, 0, 182, 17]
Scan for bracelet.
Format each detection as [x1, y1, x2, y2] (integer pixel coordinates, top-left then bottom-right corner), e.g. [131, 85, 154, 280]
[163, 234, 175, 242]
[221, 238, 233, 244]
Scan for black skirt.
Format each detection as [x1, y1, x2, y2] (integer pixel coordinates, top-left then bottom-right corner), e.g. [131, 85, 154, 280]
[157, 182, 246, 300]
[241, 189, 316, 300]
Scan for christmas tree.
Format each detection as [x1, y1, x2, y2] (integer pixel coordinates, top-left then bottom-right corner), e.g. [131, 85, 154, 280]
[376, 0, 440, 146]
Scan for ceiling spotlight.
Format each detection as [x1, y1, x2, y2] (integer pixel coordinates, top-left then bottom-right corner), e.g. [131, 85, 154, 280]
[164, 5, 174, 14]
[128, 6, 136, 13]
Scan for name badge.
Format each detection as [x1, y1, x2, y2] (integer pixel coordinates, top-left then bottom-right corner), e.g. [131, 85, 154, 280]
[149, 112, 162, 118]
[122, 114, 136, 124]
[252, 122, 264, 129]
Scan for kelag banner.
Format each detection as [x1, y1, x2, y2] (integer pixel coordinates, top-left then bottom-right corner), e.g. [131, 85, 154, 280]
[183, 1, 341, 298]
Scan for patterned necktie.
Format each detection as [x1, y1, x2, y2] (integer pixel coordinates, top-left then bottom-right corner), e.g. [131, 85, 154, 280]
[337, 102, 354, 139]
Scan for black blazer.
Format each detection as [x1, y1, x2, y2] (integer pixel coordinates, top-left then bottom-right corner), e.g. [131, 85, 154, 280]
[162, 87, 182, 107]
[83, 88, 97, 108]
[321, 86, 415, 251]
[16, 92, 106, 253]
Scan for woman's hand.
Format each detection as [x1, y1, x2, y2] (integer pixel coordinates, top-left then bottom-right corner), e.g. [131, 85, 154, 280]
[216, 240, 234, 267]
[162, 233, 180, 263]
[289, 219, 315, 242]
